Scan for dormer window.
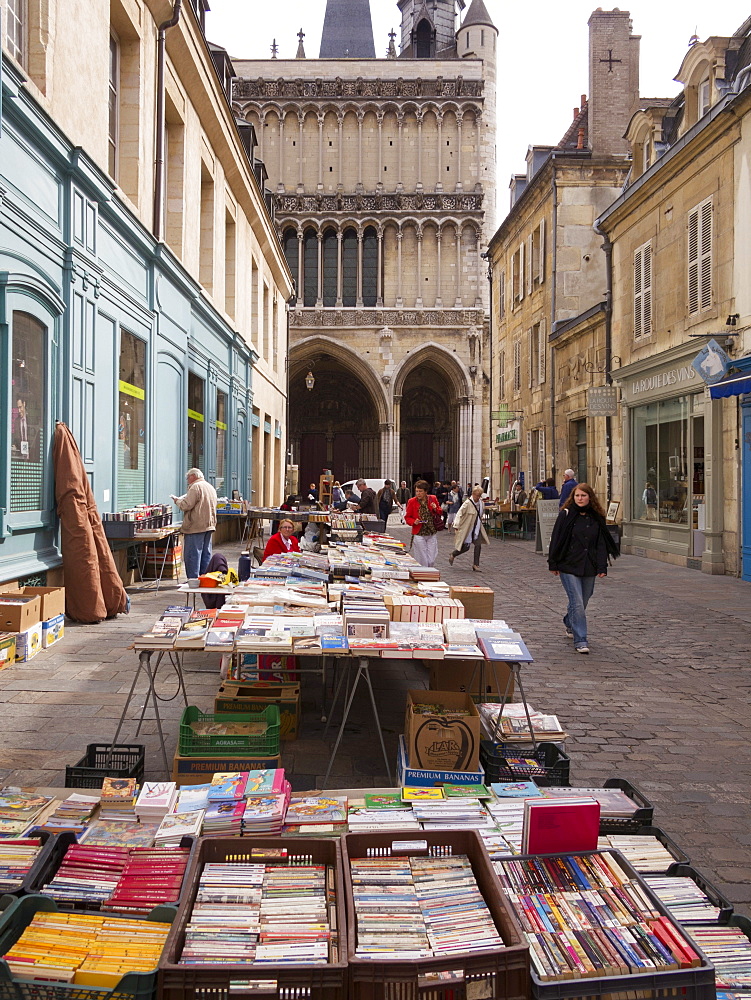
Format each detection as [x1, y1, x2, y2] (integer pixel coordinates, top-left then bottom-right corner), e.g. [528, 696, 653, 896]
[698, 79, 711, 117]
[642, 136, 651, 174]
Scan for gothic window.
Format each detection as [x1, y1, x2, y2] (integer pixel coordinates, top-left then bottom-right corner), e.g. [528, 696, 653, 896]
[322, 229, 338, 306]
[415, 19, 434, 58]
[282, 229, 299, 298]
[362, 227, 378, 307]
[342, 228, 358, 307]
[303, 229, 318, 307]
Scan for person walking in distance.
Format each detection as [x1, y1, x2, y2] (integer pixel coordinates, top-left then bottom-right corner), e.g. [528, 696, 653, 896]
[558, 469, 578, 508]
[449, 485, 488, 571]
[547, 483, 619, 654]
[376, 480, 395, 524]
[404, 480, 442, 567]
[171, 468, 218, 579]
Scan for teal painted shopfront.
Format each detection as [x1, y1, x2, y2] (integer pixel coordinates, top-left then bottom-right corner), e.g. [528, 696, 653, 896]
[0, 54, 256, 583]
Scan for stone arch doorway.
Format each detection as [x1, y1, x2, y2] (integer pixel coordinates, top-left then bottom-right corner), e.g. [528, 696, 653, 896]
[400, 363, 459, 487]
[289, 350, 382, 490]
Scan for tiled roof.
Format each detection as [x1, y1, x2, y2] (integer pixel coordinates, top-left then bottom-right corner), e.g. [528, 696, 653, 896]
[462, 0, 495, 29]
[319, 0, 376, 58]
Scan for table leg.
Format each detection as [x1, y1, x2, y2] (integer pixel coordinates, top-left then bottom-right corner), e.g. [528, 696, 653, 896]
[135, 651, 165, 737]
[322, 659, 363, 788]
[513, 663, 538, 752]
[322, 658, 349, 740]
[488, 660, 515, 743]
[141, 651, 171, 776]
[110, 651, 148, 748]
[361, 658, 393, 784]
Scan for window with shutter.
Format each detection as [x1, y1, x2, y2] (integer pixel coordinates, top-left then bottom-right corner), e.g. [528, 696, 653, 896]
[538, 318, 546, 384]
[538, 428, 546, 482]
[688, 198, 712, 315]
[526, 431, 533, 490]
[513, 340, 521, 393]
[499, 350, 505, 400]
[498, 270, 506, 319]
[518, 243, 525, 300]
[633, 240, 652, 340]
[528, 329, 534, 388]
[538, 219, 546, 283]
[527, 235, 534, 296]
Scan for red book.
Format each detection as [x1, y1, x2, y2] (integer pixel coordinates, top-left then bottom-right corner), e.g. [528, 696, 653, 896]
[522, 797, 601, 854]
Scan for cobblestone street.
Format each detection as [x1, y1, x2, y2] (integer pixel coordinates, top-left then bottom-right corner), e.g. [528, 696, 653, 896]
[0, 522, 748, 915]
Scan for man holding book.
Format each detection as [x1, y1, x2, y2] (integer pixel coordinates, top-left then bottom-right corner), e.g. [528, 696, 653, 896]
[170, 468, 217, 580]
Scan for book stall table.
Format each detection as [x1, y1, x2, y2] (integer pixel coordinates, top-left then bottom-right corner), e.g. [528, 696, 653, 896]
[130, 525, 182, 594]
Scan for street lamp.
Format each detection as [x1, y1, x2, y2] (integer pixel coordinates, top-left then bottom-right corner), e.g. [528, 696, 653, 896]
[305, 370, 315, 391]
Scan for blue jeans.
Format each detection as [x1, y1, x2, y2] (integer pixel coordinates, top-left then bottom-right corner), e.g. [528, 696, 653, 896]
[183, 530, 213, 579]
[559, 572, 596, 648]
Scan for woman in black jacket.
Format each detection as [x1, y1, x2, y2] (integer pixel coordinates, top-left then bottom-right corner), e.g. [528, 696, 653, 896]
[547, 483, 619, 654]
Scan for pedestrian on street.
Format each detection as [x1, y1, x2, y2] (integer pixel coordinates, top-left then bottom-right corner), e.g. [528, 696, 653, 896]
[353, 479, 378, 516]
[405, 480, 442, 566]
[535, 477, 560, 500]
[446, 483, 463, 527]
[547, 483, 619, 654]
[558, 469, 578, 508]
[377, 480, 396, 524]
[396, 480, 410, 505]
[171, 467, 217, 580]
[449, 485, 488, 571]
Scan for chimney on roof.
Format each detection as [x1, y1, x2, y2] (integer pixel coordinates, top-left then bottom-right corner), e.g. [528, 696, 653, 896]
[588, 9, 640, 156]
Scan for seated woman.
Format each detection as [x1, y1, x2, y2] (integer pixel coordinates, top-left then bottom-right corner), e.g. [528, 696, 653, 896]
[263, 518, 300, 561]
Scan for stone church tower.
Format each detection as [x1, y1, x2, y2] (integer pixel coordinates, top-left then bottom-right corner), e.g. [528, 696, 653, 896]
[232, 0, 497, 488]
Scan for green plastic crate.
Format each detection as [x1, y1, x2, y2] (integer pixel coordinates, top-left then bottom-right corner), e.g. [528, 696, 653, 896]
[177, 704, 280, 757]
[0, 894, 175, 1000]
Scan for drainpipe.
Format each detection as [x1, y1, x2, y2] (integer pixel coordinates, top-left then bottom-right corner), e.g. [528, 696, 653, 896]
[594, 219, 614, 502]
[153, 0, 183, 240]
[550, 163, 558, 482]
[484, 253, 493, 494]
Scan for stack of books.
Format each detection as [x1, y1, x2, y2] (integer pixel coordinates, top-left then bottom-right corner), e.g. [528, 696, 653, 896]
[598, 834, 677, 874]
[0, 791, 54, 837]
[0, 838, 45, 892]
[174, 784, 212, 814]
[174, 612, 214, 648]
[35, 793, 99, 837]
[203, 800, 245, 837]
[154, 809, 204, 847]
[102, 846, 191, 914]
[40, 843, 130, 906]
[98, 778, 139, 823]
[687, 926, 751, 989]
[643, 875, 725, 923]
[255, 864, 333, 965]
[347, 794, 420, 832]
[80, 820, 160, 849]
[181, 862, 265, 964]
[134, 782, 178, 824]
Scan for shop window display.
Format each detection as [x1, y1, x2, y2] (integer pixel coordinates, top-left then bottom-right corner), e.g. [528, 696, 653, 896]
[117, 331, 146, 508]
[10, 312, 46, 512]
[632, 395, 691, 524]
[216, 390, 227, 496]
[188, 372, 205, 473]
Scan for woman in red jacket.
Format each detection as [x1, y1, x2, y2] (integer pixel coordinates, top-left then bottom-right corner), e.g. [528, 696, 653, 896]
[263, 518, 300, 561]
[404, 480, 442, 566]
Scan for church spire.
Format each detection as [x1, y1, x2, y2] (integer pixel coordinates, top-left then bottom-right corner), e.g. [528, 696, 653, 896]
[319, 0, 376, 58]
[296, 28, 306, 59]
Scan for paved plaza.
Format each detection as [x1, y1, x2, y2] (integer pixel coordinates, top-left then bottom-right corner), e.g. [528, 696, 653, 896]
[0, 522, 749, 915]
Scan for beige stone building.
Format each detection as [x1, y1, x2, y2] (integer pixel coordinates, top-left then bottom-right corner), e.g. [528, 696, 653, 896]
[232, 0, 497, 489]
[487, 10, 635, 499]
[0, 0, 292, 564]
[600, 19, 751, 578]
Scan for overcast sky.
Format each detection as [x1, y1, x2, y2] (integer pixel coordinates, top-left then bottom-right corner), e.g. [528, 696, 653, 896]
[206, 0, 750, 217]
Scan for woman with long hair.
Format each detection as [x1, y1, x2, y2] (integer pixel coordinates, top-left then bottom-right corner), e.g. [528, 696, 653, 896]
[547, 483, 619, 654]
[404, 480, 443, 567]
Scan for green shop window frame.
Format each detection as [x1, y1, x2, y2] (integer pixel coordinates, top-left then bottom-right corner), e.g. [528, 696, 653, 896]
[0, 273, 64, 539]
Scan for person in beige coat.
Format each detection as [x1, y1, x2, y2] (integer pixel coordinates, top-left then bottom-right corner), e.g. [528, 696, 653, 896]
[448, 486, 489, 572]
[171, 468, 217, 579]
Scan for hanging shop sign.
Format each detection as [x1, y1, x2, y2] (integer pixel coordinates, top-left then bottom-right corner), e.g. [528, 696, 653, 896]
[495, 419, 521, 446]
[691, 339, 731, 386]
[587, 385, 619, 416]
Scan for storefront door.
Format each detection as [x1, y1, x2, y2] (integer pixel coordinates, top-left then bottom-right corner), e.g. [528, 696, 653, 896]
[742, 396, 751, 582]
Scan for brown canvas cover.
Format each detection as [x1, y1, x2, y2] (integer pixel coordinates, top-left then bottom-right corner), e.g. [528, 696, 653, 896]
[53, 422, 128, 623]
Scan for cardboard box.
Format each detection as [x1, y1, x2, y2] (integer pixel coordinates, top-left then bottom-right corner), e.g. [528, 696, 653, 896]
[0, 593, 41, 633]
[172, 751, 281, 785]
[429, 660, 515, 700]
[404, 689, 481, 772]
[449, 586, 495, 620]
[42, 614, 65, 649]
[215, 683, 300, 741]
[0, 634, 17, 670]
[15, 622, 43, 662]
[396, 735, 485, 788]
[21, 586, 65, 621]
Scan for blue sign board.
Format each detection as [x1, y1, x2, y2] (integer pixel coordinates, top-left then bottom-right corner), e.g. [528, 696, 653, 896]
[691, 339, 730, 386]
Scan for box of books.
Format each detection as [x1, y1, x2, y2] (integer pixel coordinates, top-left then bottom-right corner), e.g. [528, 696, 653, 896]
[0, 592, 41, 633]
[18, 585, 65, 621]
[342, 829, 529, 999]
[449, 585, 495, 619]
[157, 836, 348, 1000]
[14, 621, 42, 662]
[404, 690, 481, 772]
[171, 751, 281, 784]
[429, 659, 515, 698]
[214, 683, 300, 740]
[397, 734, 485, 788]
[41, 614, 65, 649]
[0, 633, 17, 670]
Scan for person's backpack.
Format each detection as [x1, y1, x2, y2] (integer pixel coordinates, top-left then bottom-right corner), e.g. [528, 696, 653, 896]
[645, 487, 657, 505]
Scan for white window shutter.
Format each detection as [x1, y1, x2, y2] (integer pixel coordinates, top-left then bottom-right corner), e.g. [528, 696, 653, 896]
[700, 199, 712, 310]
[642, 242, 652, 337]
[513, 340, 521, 392]
[519, 243, 525, 300]
[527, 234, 534, 295]
[528, 329, 533, 388]
[634, 245, 643, 339]
[499, 350, 505, 399]
[539, 219, 545, 282]
[539, 428, 546, 481]
[526, 430, 533, 489]
[688, 207, 699, 315]
[538, 318, 546, 384]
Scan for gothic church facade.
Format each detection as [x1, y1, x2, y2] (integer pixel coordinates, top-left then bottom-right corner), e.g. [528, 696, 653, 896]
[232, 0, 497, 488]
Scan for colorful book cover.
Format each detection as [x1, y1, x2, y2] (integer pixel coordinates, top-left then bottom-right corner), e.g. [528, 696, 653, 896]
[364, 793, 403, 810]
[490, 781, 544, 798]
[523, 798, 600, 854]
[135, 782, 176, 810]
[100, 777, 138, 802]
[401, 787, 445, 801]
[284, 796, 348, 824]
[175, 784, 212, 813]
[79, 820, 161, 848]
[442, 783, 491, 798]
[207, 772, 249, 800]
[243, 769, 286, 795]
[156, 810, 204, 838]
[204, 800, 245, 822]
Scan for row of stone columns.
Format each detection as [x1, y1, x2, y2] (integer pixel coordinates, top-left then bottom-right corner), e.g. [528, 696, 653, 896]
[256, 108, 482, 194]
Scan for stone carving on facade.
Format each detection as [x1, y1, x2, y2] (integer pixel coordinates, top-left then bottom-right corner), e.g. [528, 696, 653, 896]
[276, 192, 483, 218]
[289, 308, 484, 329]
[234, 77, 483, 100]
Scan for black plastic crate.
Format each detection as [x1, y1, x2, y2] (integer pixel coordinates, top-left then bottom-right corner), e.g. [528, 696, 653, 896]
[600, 777, 654, 831]
[659, 863, 734, 924]
[0, 894, 176, 1000]
[65, 743, 145, 789]
[480, 740, 571, 786]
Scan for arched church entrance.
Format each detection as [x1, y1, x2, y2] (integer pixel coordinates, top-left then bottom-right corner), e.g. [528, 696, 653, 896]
[400, 361, 459, 486]
[289, 350, 382, 490]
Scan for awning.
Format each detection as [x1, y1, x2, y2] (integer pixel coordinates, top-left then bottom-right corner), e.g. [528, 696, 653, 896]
[709, 371, 751, 399]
